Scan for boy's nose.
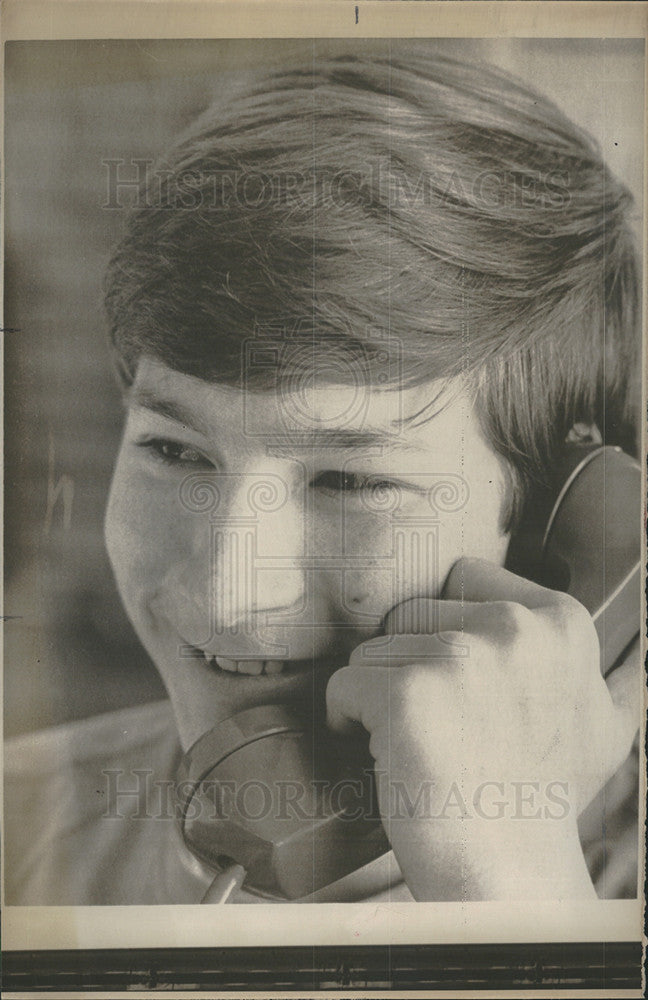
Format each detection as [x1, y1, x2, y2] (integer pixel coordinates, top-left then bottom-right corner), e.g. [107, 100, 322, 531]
[212, 498, 306, 632]
[170, 475, 307, 636]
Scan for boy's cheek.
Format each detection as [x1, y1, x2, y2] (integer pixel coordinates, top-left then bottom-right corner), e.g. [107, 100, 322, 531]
[104, 464, 180, 596]
[340, 541, 453, 624]
[457, 514, 510, 569]
[341, 514, 508, 623]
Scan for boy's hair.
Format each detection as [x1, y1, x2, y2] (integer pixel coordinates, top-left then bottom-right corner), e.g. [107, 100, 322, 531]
[104, 51, 640, 527]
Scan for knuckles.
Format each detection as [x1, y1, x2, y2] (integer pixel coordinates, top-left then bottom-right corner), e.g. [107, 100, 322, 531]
[547, 592, 598, 647]
[479, 600, 537, 640]
[476, 595, 599, 677]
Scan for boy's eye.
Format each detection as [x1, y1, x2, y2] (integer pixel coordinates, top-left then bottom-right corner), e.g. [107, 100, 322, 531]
[136, 437, 212, 467]
[313, 470, 399, 496]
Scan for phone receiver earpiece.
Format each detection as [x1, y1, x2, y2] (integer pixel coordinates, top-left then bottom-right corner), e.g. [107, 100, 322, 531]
[541, 445, 641, 677]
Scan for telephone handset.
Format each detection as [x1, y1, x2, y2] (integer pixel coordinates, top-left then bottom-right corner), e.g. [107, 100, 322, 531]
[176, 444, 641, 901]
[505, 443, 641, 677]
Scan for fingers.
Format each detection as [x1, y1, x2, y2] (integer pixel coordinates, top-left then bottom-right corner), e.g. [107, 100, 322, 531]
[382, 558, 573, 652]
[384, 598, 474, 636]
[373, 557, 597, 679]
[349, 629, 469, 668]
[326, 664, 391, 734]
[443, 556, 563, 610]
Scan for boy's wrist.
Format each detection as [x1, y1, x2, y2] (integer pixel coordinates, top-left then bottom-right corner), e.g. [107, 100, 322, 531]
[403, 818, 596, 901]
[467, 819, 596, 900]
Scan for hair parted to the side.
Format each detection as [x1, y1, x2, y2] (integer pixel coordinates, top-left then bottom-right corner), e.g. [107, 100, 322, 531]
[104, 51, 640, 527]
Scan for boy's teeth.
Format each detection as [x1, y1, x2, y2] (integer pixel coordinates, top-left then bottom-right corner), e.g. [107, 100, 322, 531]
[214, 656, 238, 672]
[212, 656, 286, 675]
[238, 659, 264, 675]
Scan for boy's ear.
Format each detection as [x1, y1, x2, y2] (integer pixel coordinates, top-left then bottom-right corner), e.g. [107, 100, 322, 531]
[109, 348, 136, 394]
[565, 422, 602, 445]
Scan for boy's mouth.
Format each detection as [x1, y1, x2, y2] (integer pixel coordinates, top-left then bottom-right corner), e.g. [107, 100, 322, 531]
[192, 646, 326, 678]
[202, 651, 295, 676]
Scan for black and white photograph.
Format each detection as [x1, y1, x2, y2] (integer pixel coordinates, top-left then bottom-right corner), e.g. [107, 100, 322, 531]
[2, 1, 646, 994]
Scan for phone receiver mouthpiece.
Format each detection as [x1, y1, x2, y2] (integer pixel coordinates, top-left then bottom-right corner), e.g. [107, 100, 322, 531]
[176, 705, 388, 900]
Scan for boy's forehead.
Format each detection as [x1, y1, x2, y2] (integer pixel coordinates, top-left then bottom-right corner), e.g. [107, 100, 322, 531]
[130, 357, 456, 446]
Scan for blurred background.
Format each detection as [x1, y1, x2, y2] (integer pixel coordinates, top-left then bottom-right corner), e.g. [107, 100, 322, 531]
[4, 37, 644, 736]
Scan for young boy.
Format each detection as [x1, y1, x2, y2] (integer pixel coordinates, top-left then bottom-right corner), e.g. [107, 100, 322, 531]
[5, 50, 641, 904]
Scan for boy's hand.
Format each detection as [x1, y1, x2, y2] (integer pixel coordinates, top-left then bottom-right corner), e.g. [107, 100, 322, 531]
[326, 557, 639, 900]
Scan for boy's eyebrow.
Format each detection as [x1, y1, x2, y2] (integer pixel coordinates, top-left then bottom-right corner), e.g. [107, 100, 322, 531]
[275, 429, 422, 453]
[127, 386, 423, 452]
[126, 387, 212, 437]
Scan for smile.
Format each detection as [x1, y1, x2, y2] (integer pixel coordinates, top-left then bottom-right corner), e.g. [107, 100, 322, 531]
[193, 647, 316, 677]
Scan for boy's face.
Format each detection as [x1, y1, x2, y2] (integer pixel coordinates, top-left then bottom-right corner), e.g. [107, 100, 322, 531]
[105, 357, 510, 749]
